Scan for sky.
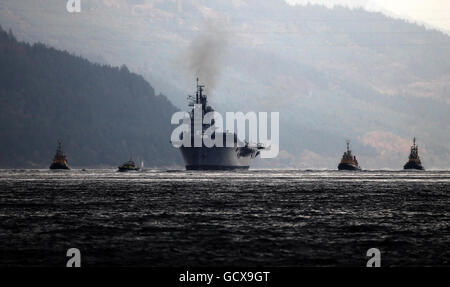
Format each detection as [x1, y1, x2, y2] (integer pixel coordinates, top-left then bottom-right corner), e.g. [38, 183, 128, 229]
[286, 0, 450, 33]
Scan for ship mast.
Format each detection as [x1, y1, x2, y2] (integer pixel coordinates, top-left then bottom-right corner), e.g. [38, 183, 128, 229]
[56, 139, 63, 156]
[411, 137, 419, 159]
[196, 77, 199, 104]
[194, 77, 208, 111]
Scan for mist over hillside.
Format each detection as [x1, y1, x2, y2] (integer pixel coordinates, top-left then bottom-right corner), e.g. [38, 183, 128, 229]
[0, 27, 181, 168]
[1, 0, 449, 168]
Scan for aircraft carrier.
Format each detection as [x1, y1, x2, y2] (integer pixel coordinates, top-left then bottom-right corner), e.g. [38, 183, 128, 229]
[177, 78, 263, 170]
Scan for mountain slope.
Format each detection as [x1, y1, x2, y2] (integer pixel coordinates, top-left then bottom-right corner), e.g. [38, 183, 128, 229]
[1, 0, 449, 168]
[0, 27, 181, 168]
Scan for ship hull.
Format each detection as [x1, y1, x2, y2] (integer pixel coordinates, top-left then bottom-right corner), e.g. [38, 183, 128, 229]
[338, 163, 361, 171]
[180, 146, 253, 170]
[186, 165, 249, 170]
[403, 162, 424, 170]
[118, 167, 140, 172]
[49, 163, 70, 170]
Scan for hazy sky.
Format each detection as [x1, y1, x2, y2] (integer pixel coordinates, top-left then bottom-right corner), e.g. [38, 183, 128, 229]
[286, 0, 450, 33]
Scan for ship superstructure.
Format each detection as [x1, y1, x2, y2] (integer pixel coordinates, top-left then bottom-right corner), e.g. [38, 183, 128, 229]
[177, 78, 263, 170]
[49, 140, 70, 170]
[338, 140, 361, 170]
[403, 137, 424, 170]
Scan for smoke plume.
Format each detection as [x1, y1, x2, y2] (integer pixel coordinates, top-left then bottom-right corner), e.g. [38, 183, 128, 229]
[183, 17, 230, 96]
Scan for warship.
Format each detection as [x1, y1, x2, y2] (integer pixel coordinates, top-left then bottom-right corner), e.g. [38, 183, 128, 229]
[403, 137, 424, 170]
[49, 140, 70, 170]
[176, 78, 264, 170]
[118, 157, 140, 172]
[338, 140, 361, 170]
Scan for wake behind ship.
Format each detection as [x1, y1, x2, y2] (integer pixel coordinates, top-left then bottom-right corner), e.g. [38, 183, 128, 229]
[176, 78, 264, 170]
[338, 140, 361, 171]
[404, 137, 424, 170]
[49, 140, 69, 170]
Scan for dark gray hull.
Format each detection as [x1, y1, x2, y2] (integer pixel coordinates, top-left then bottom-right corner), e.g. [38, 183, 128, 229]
[180, 146, 254, 170]
[186, 165, 249, 170]
[49, 163, 70, 170]
[403, 161, 424, 170]
[338, 163, 361, 171]
[117, 167, 140, 172]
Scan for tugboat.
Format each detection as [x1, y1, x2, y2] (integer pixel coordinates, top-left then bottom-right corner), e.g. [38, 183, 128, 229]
[49, 140, 70, 170]
[403, 137, 424, 170]
[118, 157, 140, 172]
[338, 140, 361, 170]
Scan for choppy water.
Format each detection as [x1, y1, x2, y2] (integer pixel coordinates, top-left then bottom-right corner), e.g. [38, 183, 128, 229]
[0, 169, 449, 266]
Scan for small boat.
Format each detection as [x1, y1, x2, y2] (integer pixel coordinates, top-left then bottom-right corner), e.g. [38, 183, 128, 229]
[49, 140, 70, 170]
[118, 157, 140, 172]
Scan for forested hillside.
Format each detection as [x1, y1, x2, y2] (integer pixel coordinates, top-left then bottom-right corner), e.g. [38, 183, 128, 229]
[0, 27, 181, 168]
